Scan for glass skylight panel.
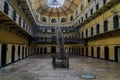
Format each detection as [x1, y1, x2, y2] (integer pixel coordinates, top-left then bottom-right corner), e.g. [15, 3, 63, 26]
[47, 0, 65, 8]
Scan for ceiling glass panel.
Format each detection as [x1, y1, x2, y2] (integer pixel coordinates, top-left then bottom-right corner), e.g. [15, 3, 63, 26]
[47, 0, 65, 8]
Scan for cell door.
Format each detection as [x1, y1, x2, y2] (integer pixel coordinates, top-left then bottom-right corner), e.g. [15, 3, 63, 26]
[28, 47, 29, 56]
[86, 47, 88, 56]
[104, 47, 109, 60]
[44, 48, 47, 54]
[37, 48, 39, 54]
[18, 46, 20, 60]
[91, 47, 94, 57]
[115, 46, 120, 62]
[22, 46, 24, 59]
[72, 48, 74, 54]
[118, 47, 120, 62]
[97, 47, 100, 58]
[40, 48, 43, 54]
[11, 45, 15, 63]
[25, 47, 27, 57]
[79, 48, 81, 55]
[51, 46, 56, 53]
[82, 48, 84, 56]
[1, 44, 7, 66]
[69, 48, 71, 54]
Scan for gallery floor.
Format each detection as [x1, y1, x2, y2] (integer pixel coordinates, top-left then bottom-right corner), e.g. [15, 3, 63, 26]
[0, 54, 120, 80]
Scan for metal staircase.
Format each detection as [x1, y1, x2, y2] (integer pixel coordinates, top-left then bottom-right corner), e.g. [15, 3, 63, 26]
[52, 24, 69, 68]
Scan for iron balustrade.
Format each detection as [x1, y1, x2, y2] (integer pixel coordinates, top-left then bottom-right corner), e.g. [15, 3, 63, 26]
[32, 38, 86, 43]
[33, 38, 56, 43]
[36, 26, 77, 33]
[1, 0, 33, 36]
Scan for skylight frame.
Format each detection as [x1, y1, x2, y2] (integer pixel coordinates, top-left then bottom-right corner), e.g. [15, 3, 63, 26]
[47, 0, 65, 8]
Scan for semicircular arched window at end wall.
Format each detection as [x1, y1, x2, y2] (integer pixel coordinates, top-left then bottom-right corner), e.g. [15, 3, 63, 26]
[61, 18, 66, 23]
[51, 18, 57, 23]
[42, 17, 47, 22]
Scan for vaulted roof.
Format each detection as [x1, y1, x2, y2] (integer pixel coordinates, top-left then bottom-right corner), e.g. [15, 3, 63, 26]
[34, 0, 81, 17]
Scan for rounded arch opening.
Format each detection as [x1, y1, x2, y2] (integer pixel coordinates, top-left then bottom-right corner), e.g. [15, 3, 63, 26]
[61, 18, 66, 23]
[51, 18, 57, 23]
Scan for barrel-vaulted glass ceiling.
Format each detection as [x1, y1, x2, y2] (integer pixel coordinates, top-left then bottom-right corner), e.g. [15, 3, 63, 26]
[34, 0, 80, 17]
[47, 0, 65, 8]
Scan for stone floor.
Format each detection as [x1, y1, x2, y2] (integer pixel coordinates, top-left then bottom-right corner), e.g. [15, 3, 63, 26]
[0, 54, 120, 80]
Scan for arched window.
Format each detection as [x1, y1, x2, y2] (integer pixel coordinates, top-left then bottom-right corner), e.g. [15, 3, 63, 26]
[51, 18, 57, 23]
[70, 15, 73, 21]
[61, 18, 66, 23]
[42, 17, 47, 22]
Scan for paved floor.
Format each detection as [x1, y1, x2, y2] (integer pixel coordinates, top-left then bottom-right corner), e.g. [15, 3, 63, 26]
[0, 55, 120, 80]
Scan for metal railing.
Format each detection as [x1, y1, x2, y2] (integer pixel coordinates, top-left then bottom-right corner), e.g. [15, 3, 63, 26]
[32, 38, 86, 44]
[0, 0, 33, 36]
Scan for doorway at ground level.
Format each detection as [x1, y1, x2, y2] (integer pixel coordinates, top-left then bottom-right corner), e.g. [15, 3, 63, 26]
[1, 44, 7, 66]
[114, 46, 120, 62]
[51, 46, 56, 53]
